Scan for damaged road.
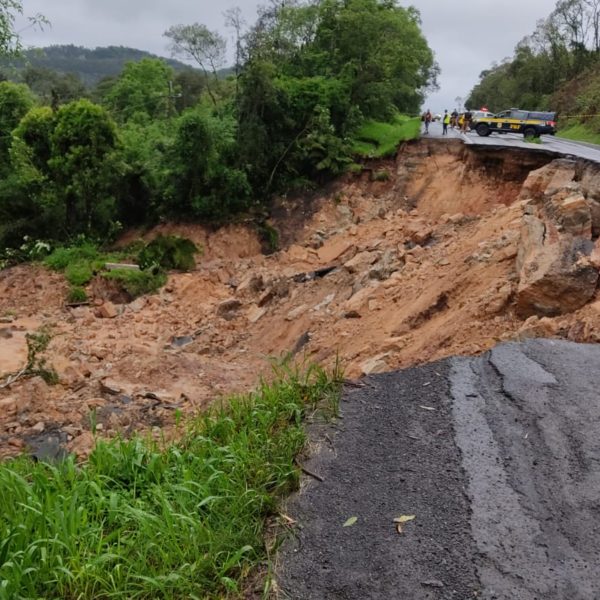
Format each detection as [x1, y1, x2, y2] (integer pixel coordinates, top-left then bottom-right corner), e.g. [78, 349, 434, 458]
[277, 339, 600, 599]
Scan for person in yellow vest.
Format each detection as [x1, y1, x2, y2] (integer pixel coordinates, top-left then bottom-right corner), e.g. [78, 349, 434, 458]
[442, 110, 450, 135]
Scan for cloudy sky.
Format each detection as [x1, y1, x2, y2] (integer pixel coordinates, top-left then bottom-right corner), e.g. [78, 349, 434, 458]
[18, 0, 557, 110]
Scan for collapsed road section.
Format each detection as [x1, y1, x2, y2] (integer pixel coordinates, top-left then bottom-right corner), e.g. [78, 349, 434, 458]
[277, 339, 600, 599]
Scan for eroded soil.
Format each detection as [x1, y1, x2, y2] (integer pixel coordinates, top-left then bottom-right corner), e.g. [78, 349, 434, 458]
[2, 139, 600, 459]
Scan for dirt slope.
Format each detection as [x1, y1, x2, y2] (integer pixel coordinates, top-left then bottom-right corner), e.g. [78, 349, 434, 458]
[2, 139, 600, 458]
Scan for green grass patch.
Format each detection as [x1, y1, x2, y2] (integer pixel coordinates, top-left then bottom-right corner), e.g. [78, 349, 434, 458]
[67, 285, 88, 304]
[557, 122, 600, 145]
[103, 268, 167, 298]
[351, 114, 420, 158]
[0, 362, 342, 599]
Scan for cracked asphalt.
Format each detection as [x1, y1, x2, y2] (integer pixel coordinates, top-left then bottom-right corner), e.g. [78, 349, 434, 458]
[277, 339, 600, 599]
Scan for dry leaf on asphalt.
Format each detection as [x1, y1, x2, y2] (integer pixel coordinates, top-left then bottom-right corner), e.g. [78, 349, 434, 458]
[343, 516, 358, 527]
[394, 514, 416, 534]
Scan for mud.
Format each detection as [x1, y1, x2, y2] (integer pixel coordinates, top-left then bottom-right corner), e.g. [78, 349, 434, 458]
[2, 140, 600, 459]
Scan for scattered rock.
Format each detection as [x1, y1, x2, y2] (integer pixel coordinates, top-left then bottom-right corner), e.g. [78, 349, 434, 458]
[216, 298, 242, 318]
[317, 239, 356, 264]
[247, 305, 267, 323]
[360, 354, 390, 376]
[286, 304, 308, 321]
[95, 301, 119, 319]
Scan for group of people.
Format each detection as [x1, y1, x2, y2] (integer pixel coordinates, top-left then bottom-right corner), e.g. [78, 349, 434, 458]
[421, 109, 473, 135]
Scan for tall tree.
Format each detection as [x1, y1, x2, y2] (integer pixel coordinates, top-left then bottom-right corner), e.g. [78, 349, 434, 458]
[164, 24, 226, 106]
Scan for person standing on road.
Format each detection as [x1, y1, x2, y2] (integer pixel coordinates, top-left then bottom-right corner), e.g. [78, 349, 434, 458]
[442, 110, 450, 135]
[423, 109, 432, 134]
[461, 109, 472, 133]
[451, 109, 458, 129]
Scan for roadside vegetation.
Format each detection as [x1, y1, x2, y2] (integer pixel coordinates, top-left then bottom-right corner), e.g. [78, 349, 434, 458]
[0, 362, 343, 599]
[557, 122, 600, 145]
[352, 115, 421, 158]
[0, 0, 438, 263]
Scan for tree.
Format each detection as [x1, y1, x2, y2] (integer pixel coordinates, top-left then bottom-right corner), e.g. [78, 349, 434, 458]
[0, 80, 34, 171]
[21, 66, 86, 107]
[164, 24, 226, 105]
[0, 1, 47, 57]
[100, 58, 175, 122]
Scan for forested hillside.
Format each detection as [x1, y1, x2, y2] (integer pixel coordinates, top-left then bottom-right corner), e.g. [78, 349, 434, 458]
[0, 45, 194, 86]
[0, 0, 437, 262]
[467, 0, 600, 137]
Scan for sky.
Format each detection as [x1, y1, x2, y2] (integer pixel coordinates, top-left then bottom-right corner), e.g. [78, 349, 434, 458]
[17, 0, 558, 111]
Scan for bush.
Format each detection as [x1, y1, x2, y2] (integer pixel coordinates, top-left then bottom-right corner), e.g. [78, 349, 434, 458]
[138, 235, 199, 271]
[67, 286, 88, 303]
[102, 268, 167, 298]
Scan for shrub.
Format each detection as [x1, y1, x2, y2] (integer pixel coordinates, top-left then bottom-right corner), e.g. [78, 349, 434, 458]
[102, 268, 167, 298]
[137, 235, 199, 271]
[67, 286, 88, 303]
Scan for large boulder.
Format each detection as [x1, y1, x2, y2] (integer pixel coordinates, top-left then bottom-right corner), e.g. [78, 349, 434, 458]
[516, 216, 597, 317]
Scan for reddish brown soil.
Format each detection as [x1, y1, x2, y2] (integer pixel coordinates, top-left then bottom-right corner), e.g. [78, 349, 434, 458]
[2, 140, 599, 459]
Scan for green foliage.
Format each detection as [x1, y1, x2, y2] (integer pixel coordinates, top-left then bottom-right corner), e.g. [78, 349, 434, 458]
[101, 58, 176, 122]
[67, 285, 88, 303]
[138, 234, 199, 271]
[24, 325, 58, 384]
[351, 114, 420, 158]
[162, 107, 251, 220]
[21, 65, 86, 106]
[0, 362, 342, 599]
[103, 268, 167, 298]
[0, 80, 34, 169]
[558, 122, 600, 144]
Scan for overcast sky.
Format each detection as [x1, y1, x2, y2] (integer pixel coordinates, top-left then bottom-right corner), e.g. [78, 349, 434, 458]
[18, 0, 558, 110]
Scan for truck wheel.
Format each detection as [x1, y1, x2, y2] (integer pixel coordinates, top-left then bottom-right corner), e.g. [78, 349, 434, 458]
[523, 127, 537, 139]
[476, 123, 490, 137]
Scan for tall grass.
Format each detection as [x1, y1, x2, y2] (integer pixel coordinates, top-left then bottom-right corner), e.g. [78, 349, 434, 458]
[0, 362, 342, 599]
[351, 114, 421, 158]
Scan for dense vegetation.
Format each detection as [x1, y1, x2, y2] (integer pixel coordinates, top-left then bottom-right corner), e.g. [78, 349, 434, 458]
[0, 362, 342, 599]
[0, 0, 436, 259]
[466, 0, 600, 132]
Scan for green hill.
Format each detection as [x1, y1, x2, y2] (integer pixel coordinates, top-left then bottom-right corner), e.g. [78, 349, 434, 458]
[0, 44, 195, 86]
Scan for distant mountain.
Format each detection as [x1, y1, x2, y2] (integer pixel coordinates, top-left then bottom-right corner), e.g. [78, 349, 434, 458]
[0, 45, 196, 86]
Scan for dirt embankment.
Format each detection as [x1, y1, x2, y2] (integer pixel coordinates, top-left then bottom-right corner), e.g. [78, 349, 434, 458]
[2, 139, 600, 459]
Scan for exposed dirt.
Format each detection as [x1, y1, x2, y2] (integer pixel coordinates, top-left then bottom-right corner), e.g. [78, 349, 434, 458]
[3, 140, 600, 459]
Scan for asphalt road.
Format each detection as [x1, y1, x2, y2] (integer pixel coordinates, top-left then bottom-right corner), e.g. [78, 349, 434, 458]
[424, 121, 600, 164]
[277, 339, 600, 599]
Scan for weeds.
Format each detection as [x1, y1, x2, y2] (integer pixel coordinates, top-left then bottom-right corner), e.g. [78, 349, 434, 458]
[1, 325, 58, 387]
[103, 269, 167, 298]
[0, 361, 343, 599]
[352, 114, 420, 158]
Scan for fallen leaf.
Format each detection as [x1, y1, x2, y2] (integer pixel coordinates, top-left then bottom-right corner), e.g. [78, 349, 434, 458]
[343, 516, 358, 527]
[394, 515, 416, 524]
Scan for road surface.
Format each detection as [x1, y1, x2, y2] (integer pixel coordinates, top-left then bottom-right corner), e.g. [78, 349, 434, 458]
[425, 121, 600, 164]
[277, 339, 600, 599]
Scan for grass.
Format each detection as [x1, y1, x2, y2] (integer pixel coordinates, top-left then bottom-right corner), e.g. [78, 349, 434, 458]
[0, 361, 342, 599]
[103, 268, 168, 298]
[44, 242, 167, 299]
[351, 114, 421, 158]
[557, 122, 600, 145]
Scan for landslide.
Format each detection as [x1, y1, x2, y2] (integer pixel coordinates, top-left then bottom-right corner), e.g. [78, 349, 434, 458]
[3, 138, 600, 460]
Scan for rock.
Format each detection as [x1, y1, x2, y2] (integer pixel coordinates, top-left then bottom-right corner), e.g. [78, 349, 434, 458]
[317, 239, 356, 264]
[405, 221, 433, 245]
[128, 297, 146, 313]
[31, 421, 46, 434]
[343, 310, 361, 319]
[247, 305, 267, 323]
[237, 273, 264, 295]
[516, 316, 559, 340]
[216, 298, 242, 318]
[554, 193, 592, 239]
[286, 304, 308, 321]
[516, 217, 598, 316]
[344, 251, 378, 274]
[257, 290, 275, 307]
[314, 293, 335, 312]
[360, 354, 389, 376]
[100, 379, 123, 395]
[520, 159, 576, 202]
[377, 207, 387, 219]
[0, 397, 17, 415]
[69, 431, 96, 457]
[344, 284, 379, 313]
[96, 301, 118, 319]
